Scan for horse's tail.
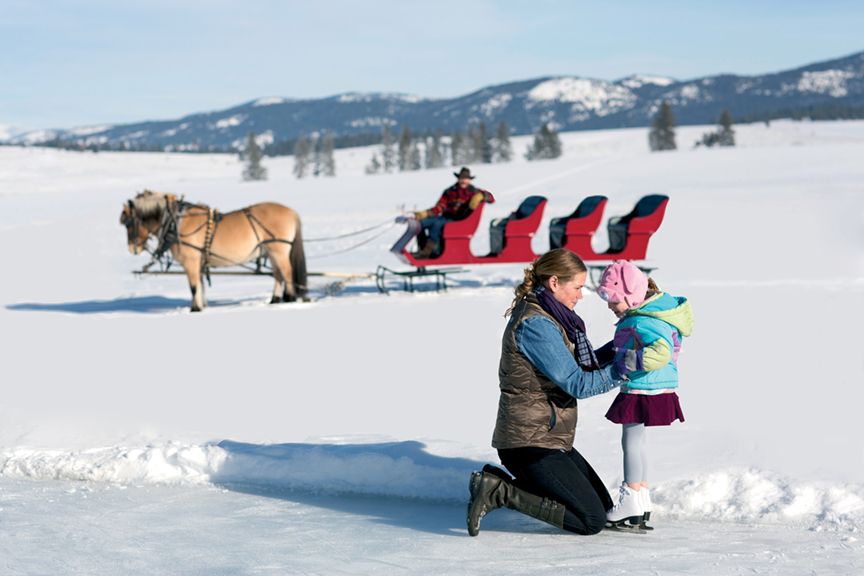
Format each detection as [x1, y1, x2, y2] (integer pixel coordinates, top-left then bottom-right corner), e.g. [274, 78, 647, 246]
[291, 220, 307, 298]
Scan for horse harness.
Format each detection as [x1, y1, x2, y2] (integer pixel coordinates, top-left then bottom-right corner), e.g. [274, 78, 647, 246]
[132, 198, 292, 284]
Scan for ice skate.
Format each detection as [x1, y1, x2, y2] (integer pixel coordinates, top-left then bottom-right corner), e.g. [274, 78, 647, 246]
[639, 487, 654, 530]
[605, 483, 645, 533]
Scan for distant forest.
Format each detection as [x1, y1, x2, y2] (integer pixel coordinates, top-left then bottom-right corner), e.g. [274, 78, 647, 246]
[8, 103, 864, 155]
[735, 103, 864, 124]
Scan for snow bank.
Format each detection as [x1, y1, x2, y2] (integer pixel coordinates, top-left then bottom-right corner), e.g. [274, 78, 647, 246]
[656, 470, 864, 528]
[0, 440, 471, 500]
[3, 440, 863, 529]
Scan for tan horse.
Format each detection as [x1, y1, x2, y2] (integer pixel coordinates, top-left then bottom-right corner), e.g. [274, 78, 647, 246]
[121, 190, 306, 311]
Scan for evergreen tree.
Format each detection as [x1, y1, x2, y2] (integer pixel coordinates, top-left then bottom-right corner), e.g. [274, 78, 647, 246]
[525, 130, 547, 161]
[381, 124, 395, 173]
[465, 125, 478, 163]
[544, 124, 562, 159]
[322, 129, 336, 176]
[242, 131, 268, 181]
[425, 131, 444, 169]
[365, 153, 381, 174]
[293, 132, 310, 179]
[696, 108, 736, 148]
[475, 121, 492, 163]
[408, 140, 422, 170]
[649, 102, 677, 151]
[718, 108, 735, 147]
[696, 132, 721, 148]
[398, 124, 412, 171]
[311, 134, 323, 176]
[494, 121, 512, 163]
[451, 130, 464, 166]
[525, 124, 561, 161]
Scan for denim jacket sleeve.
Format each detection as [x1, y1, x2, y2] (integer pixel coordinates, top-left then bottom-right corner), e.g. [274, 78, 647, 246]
[515, 315, 626, 399]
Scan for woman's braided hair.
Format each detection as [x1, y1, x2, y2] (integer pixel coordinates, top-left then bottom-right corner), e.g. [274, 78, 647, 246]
[505, 249, 587, 317]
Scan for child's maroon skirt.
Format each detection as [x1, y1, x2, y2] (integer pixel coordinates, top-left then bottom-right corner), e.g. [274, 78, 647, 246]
[605, 392, 684, 426]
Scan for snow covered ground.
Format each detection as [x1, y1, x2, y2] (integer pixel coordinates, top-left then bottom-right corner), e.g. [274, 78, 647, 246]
[1, 120, 863, 574]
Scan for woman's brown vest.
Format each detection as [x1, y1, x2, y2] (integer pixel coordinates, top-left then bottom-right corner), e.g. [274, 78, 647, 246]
[492, 294, 579, 451]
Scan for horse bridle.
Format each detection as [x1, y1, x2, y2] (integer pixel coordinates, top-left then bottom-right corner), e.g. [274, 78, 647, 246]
[123, 198, 181, 265]
[122, 200, 148, 253]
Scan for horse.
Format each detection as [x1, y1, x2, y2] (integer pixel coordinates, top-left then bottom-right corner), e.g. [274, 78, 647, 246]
[121, 190, 306, 311]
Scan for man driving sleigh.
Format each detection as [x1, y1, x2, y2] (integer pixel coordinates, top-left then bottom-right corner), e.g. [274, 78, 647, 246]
[412, 167, 495, 259]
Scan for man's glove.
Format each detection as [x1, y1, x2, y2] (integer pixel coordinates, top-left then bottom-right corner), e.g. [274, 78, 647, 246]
[414, 210, 428, 220]
[468, 191, 495, 210]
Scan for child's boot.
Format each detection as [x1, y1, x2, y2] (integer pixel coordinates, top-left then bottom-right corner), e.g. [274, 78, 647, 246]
[606, 483, 644, 530]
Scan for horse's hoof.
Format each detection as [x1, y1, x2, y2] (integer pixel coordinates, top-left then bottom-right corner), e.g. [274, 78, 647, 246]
[270, 296, 283, 304]
[191, 307, 202, 312]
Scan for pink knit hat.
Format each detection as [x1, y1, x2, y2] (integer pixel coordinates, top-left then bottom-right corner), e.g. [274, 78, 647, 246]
[597, 260, 648, 308]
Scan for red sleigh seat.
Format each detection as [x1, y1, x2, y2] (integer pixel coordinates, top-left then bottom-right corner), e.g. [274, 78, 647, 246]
[553, 195, 668, 261]
[549, 195, 608, 254]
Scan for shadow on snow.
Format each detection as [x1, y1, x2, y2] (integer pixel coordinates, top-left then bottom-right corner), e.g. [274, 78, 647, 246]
[210, 440, 539, 537]
[6, 295, 243, 314]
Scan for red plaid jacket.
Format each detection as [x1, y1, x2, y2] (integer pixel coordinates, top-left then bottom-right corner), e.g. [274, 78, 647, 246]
[427, 184, 493, 220]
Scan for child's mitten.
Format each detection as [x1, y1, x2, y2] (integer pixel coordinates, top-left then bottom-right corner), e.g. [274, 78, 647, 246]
[614, 348, 644, 376]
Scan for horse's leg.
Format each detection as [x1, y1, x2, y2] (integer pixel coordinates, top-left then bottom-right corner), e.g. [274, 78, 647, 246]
[270, 274, 284, 304]
[266, 244, 295, 303]
[184, 266, 206, 312]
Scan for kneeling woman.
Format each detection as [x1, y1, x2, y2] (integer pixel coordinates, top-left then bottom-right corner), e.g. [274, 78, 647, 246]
[467, 249, 627, 536]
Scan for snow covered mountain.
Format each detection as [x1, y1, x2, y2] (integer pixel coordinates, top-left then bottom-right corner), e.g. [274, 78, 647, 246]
[7, 51, 864, 149]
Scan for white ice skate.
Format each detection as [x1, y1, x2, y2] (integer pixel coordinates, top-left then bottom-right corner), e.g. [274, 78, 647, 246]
[640, 487, 653, 530]
[606, 483, 645, 533]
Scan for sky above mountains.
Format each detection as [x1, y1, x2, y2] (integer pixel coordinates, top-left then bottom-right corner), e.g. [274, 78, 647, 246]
[2, 0, 863, 130]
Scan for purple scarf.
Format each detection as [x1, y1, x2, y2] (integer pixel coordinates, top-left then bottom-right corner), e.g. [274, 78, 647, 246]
[535, 287, 599, 371]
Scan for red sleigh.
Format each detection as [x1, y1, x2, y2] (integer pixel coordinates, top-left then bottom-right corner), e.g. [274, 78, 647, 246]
[390, 194, 669, 268]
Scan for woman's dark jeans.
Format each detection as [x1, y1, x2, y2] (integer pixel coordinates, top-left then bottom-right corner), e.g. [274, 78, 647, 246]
[499, 447, 613, 535]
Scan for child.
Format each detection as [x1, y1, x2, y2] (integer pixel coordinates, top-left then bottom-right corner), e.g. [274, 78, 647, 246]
[596, 260, 693, 530]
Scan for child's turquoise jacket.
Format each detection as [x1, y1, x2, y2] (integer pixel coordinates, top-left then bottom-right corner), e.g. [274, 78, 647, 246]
[612, 292, 694, 390]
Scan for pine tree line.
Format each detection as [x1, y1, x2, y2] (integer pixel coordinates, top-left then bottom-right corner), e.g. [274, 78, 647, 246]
[735, 103, 864, 125]
[364, 121, 513, 175]
[263, 131, 385, 157]
[22, 138, 234, 154]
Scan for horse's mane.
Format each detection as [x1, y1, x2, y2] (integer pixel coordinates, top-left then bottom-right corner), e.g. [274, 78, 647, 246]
[132, 191, 171, 219]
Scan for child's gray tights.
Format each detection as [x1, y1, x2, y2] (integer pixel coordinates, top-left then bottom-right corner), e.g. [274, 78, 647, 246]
[622, 423, 648, 484]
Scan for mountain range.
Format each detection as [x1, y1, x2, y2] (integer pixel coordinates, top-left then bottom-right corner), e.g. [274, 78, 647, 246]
[6, 50, 864, 150]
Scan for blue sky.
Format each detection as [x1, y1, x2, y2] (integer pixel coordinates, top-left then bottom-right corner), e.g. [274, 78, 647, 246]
[2, 0, 863, 129]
